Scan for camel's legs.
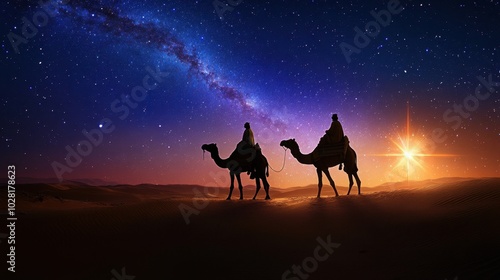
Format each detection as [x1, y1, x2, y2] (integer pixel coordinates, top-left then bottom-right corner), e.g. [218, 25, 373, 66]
[354, 172, 361, 194]
[226, 172, 235, 200]
[253, 177, 261, 200]
[316, 168, 323, 198]
[347, 173, 354, 195]
[236, 173, 243, 200]
[262, 175, 271, 200]
[323, 169, 339, 197]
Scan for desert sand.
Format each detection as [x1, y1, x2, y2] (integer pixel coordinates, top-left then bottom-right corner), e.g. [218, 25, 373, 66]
[1, 177, 500, 279]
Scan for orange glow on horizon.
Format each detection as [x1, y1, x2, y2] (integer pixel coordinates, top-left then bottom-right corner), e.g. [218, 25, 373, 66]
[370, 102, 458, 182]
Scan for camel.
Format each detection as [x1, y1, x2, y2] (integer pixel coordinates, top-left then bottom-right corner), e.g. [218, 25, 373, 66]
[280, 138, 361, 197]
[201, 142, 271, 200]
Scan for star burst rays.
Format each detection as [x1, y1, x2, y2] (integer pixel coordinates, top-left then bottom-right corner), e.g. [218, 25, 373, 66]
[373, 102, 457, 183]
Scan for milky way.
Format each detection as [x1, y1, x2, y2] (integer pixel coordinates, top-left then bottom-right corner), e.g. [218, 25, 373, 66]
[60, 0, 287, 131]
[2, 0, 498, 187]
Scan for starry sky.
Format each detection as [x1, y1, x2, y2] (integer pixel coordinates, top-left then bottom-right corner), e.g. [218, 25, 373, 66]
[1, 0, 499, 188]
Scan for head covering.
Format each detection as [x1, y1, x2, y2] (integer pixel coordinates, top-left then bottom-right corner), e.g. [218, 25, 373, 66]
[244, 122, 250, 129]
[331, 114, 338, 121]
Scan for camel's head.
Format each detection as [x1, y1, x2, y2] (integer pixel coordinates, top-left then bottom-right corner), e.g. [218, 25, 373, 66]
[280, 139, 297, 149]
[201, 143, 218, 153]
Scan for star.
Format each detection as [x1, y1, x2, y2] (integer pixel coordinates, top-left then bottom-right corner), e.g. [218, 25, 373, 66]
[372, 102, 458, 184]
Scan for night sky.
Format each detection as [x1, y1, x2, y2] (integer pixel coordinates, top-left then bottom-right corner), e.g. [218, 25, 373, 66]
[1, 0, 499, 188]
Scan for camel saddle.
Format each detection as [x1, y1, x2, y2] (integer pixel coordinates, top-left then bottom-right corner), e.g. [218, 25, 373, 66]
[313, 135, 350, 161]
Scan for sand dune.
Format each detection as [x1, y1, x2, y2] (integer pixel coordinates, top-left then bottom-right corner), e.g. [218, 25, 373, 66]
[1, 177, 499, 279]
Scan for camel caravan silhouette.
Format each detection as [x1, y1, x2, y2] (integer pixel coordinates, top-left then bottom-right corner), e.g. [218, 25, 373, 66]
[202, 123, 271, 200]
[202, 115, 361, 200]
[280, 114, 361, 197]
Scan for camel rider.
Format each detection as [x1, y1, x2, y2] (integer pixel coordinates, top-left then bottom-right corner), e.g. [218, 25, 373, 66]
[242, 122, 257, 178]
[325, 114, 344, 144]
[242, 122, 255, 147]
[326, 114, 346, 170]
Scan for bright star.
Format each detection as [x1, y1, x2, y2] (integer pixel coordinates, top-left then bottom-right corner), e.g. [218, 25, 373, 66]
[404, 150, 413, 159]
[371, 102, 457, 184]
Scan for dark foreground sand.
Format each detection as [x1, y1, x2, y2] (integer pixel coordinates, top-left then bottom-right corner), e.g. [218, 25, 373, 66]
[1, 177, 500, 279]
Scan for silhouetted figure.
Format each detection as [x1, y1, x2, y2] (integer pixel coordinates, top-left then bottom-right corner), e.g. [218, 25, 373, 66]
[242, 122, 255, 147]
[317, 114, 347, 170]
[201, 143, 271, 200]
[325, 114, 344, 144]
[242, 122, 258, 178]
[280, 138, 361, 197]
